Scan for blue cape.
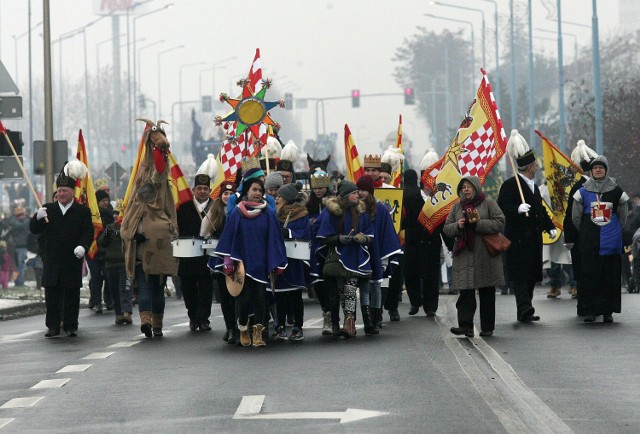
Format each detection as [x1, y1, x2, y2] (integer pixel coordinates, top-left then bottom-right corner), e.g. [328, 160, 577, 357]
[276, 215, 311, 290]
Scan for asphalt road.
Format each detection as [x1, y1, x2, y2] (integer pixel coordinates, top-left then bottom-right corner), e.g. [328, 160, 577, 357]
[1, 288, 639, 433]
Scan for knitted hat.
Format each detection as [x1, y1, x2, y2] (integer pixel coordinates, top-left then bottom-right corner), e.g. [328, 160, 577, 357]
[571, 140, 598, 172]
[356, 175, 375, 195]
[337, 180, 358, 198]
[264, 172, 284, 190]
[96, 189, 110, 202]
[277, 182, 301, 204]
[242, 168, 265, 183]
[309, 168, 331, 189]
[507, 129, 535, 168]
[218, 181, 237, 197]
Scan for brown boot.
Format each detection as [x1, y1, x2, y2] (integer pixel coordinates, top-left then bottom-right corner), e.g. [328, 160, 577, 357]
[252, 324, 266, 347]
[547, 287, 560, 298]
[238, 322, 251, 347]
[341, 314, 356, 338]
[570, 287, 577, 299]
[122, 312, 133, 325]
[140, 311, 152, 337]
[152, 314, 164, 337]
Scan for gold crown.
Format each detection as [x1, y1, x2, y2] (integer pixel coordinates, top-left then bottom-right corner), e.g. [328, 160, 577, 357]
[94, 178, 109, 189]
[240, 156, 261, 172]
[363, 154, 381, 168]
[114, 198, 124, 213]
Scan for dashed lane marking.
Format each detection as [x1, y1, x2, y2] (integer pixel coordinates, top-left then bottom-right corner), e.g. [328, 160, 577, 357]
[30, 379, 70, 389]
[82, 352, 115, 360]
[56, 364, 92, 373]
[0, 397, 44, 409]
[108, 340, 141, 348]
[0, 418, 14, 429]
[0, 330, 40, 344]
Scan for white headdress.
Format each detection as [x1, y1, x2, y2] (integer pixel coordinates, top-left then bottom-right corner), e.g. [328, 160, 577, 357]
[419, 148, 439, 171]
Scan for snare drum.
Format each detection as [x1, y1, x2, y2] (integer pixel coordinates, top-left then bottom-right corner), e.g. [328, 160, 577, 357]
[285, 239, 311, 260]
[171, 236, 205, 257]
[202, 238, 219, 257]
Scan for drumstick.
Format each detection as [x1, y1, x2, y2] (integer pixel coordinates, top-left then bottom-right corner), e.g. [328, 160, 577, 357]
[283, 212, 291, 229]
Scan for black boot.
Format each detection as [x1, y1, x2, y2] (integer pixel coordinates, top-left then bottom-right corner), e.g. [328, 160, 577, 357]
[372, 308, 383, 329]
[362, 305, 379, 335]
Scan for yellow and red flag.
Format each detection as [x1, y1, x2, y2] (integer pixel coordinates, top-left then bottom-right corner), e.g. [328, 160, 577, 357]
[537, 130, 583, 230]
[418, 69, 507, 233]
[74, 130, 103, 259]
[392, 115, 403, 187]
[168, 151, 193, 208]
[344, 124, 364, 182]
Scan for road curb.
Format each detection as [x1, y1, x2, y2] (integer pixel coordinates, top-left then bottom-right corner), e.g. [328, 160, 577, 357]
[0, 301, 47, 320]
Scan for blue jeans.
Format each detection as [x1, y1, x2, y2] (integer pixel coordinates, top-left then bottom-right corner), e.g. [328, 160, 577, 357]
[135, 265, 165, 315]
[14, 247, 27, 286]
[548, 262, 576, 289]
[359, 280, 382, 308]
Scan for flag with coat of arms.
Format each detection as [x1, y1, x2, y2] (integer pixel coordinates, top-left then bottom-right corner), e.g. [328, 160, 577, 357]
[418, 69, 507, 233]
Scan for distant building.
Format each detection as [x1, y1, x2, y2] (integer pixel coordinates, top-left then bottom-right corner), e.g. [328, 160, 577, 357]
[619, 0, 640, 34]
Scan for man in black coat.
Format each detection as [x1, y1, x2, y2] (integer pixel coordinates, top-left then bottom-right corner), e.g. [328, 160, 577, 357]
[498, 143, 556, 322]
[176, 173, 214, 331]
[30, 174, 94, 337]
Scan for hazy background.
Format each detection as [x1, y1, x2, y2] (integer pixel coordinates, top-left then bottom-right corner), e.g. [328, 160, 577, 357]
[0, 0, 631, 185]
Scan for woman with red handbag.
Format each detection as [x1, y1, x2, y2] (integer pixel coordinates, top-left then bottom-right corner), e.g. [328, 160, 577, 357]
[444, 176, 505, 337]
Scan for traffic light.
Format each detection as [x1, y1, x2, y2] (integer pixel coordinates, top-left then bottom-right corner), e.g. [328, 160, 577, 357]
[202, 95, 212, 112]
[404, 87, 415, 105]
[0, 130, 23, 156]
[138, 94, 146, 110]
[351, 89, 360, 108]
[284, 93, 293, 110]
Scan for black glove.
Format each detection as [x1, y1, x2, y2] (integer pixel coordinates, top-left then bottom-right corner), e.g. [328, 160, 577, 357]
[134, 233, 147, 244]
[281, 228, 291, 239]
[338, 235, 352, 245]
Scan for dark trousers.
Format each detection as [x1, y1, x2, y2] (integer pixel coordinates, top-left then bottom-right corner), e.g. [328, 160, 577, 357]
[404, 248, 440, 313]
[45, 286, 80, 332]
[313, 280, 329, 313]
[275, 289, 304, 329]
[325, 277, 341, 326]
[236, 278, 266, 327]
[179, 270, 214, 326]
[570, 245, 582, 289]
[456, 287, 496, 331]
[511, 280, 536, 320]
[215, 274, 236, 330]
[105, 266, 132, 315]
[87, 258, 112, 308]
[383, 257, 404, 311]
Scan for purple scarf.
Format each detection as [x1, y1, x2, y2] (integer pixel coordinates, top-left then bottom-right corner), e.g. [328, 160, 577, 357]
[453, 192, 485, 256]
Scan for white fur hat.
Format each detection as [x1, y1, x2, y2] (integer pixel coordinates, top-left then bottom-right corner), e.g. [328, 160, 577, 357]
[419, 148, 439, 171]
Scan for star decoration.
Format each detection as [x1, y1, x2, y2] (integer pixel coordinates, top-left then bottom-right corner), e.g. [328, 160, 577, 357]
[443, 132, 467, 173]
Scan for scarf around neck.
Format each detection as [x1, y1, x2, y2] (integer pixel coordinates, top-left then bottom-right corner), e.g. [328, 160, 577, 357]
[453, 192, 485, 256]
[237, 199, 267, 218]
[277, 202, 308, 223]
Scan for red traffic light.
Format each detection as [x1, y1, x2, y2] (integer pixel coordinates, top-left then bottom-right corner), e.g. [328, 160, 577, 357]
[404, 87, 415, 105]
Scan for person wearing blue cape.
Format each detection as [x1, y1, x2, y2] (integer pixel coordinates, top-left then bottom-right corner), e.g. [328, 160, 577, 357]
[225, 157, 275, 217]
[316, 180, 374, 338]
[274, 183, 312, 341]
[214, 178, 287, 347]
[356, 175, 403, 335]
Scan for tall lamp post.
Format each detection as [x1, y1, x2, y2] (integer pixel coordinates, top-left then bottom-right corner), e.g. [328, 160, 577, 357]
[137, 39, 165, 94]
[178, 61, 206, 146]
[527, 0, 535, 150]
[592, 0, 603, 154]
[509, 0, 516, 130]
[211, 56, 237, 97]
[157, 45, 184, 119]
[424, 13, 475, 95]
[482, 0, 500, 107]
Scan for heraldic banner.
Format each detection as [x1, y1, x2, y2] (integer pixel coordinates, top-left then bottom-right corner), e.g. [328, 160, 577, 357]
[375, 188, 404, 234]
[418, 69, 507, 233]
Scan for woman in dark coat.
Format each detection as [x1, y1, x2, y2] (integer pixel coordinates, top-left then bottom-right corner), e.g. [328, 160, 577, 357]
[571, 156, 629, 323]
[444, 176, 505, 337]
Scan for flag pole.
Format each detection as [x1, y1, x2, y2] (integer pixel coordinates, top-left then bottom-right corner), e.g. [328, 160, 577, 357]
[0, 126, 47, 220]
[507, 154, 529, 217]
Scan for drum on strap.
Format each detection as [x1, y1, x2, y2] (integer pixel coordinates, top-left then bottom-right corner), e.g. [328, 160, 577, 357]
[285, 239, 310, 260]
[202, 238, 219, 257]
[171, 236, 205, 257]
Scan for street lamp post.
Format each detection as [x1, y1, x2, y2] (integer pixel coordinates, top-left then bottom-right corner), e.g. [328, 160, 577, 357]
[157, 45, 184, 119]
[481, 0, 500, 107]
[136, 40, 165, 93]
[527, 0, 535, 149]
[592, 0, 603, 154]
[424, 13, 475, 95]
[509, 0, 516, 130]
[536, 28, 578, 64]
[96, 34, 124, 79]
[211, 56, 237, 97]
[12, 21, 42, 79]
[178, 61, 206, 146]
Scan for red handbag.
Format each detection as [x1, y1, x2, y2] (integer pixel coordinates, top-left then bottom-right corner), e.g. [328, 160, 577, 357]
[482, 233, 511, 256]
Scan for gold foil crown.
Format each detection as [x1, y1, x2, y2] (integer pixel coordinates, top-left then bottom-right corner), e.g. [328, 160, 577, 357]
[309, 168, 331, 188]
[94, 178, 109, 190]
[363, 154, 381, 168]
[240, 156, 261, 172]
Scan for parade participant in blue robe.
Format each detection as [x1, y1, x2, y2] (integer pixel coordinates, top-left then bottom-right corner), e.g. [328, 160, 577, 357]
[306, 168, 335, 335]
[356, 175, 402, 335]
[226, 158, 276, 216]
[273, 183, 312, 341]
[214, 178, 287, 347]
[316, 180, 373, 338]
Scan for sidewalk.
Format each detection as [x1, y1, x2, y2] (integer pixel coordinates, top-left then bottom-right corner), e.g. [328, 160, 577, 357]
[0, 280, 91, 320]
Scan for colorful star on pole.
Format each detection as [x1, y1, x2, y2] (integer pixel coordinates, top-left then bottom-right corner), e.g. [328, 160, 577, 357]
[215, 79, 284, 143]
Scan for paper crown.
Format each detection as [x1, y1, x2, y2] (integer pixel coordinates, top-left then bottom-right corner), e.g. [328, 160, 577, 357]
[309, 168, 331, 188]
[363, 154, 381, 168]
[240, 156, 261, 172]
[94, 178, 109, 190]
[114, 198, 124, 213]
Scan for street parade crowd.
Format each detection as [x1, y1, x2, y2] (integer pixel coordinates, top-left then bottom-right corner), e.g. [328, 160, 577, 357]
[16, 122, 639, 345]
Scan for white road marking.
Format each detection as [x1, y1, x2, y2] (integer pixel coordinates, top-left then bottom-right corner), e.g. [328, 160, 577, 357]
[56, 364, 92, 373]
[0, 397, 44, 409]
[172, 322, 191, 328]
[439, 302, 573, 434]
[82, 352, 115, 360]
[109, 340, 141, 348]
[233, 395, 387, 423]
[30, 378, 70, 389]
[0, 330, 40, 343]
[302, 318, 323, 328]
[0, 418, 15, 429]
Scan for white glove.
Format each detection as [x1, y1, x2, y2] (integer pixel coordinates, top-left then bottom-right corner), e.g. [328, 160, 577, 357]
[549, 229, 558, 238]
[517, 203, 531, 214]
[73, 246, 86, 259]
[36, 207, 48, 220]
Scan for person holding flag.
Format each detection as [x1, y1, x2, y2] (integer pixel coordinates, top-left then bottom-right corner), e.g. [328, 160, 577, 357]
[30, 163, 94, 338]
[498, 130, 556, 323]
